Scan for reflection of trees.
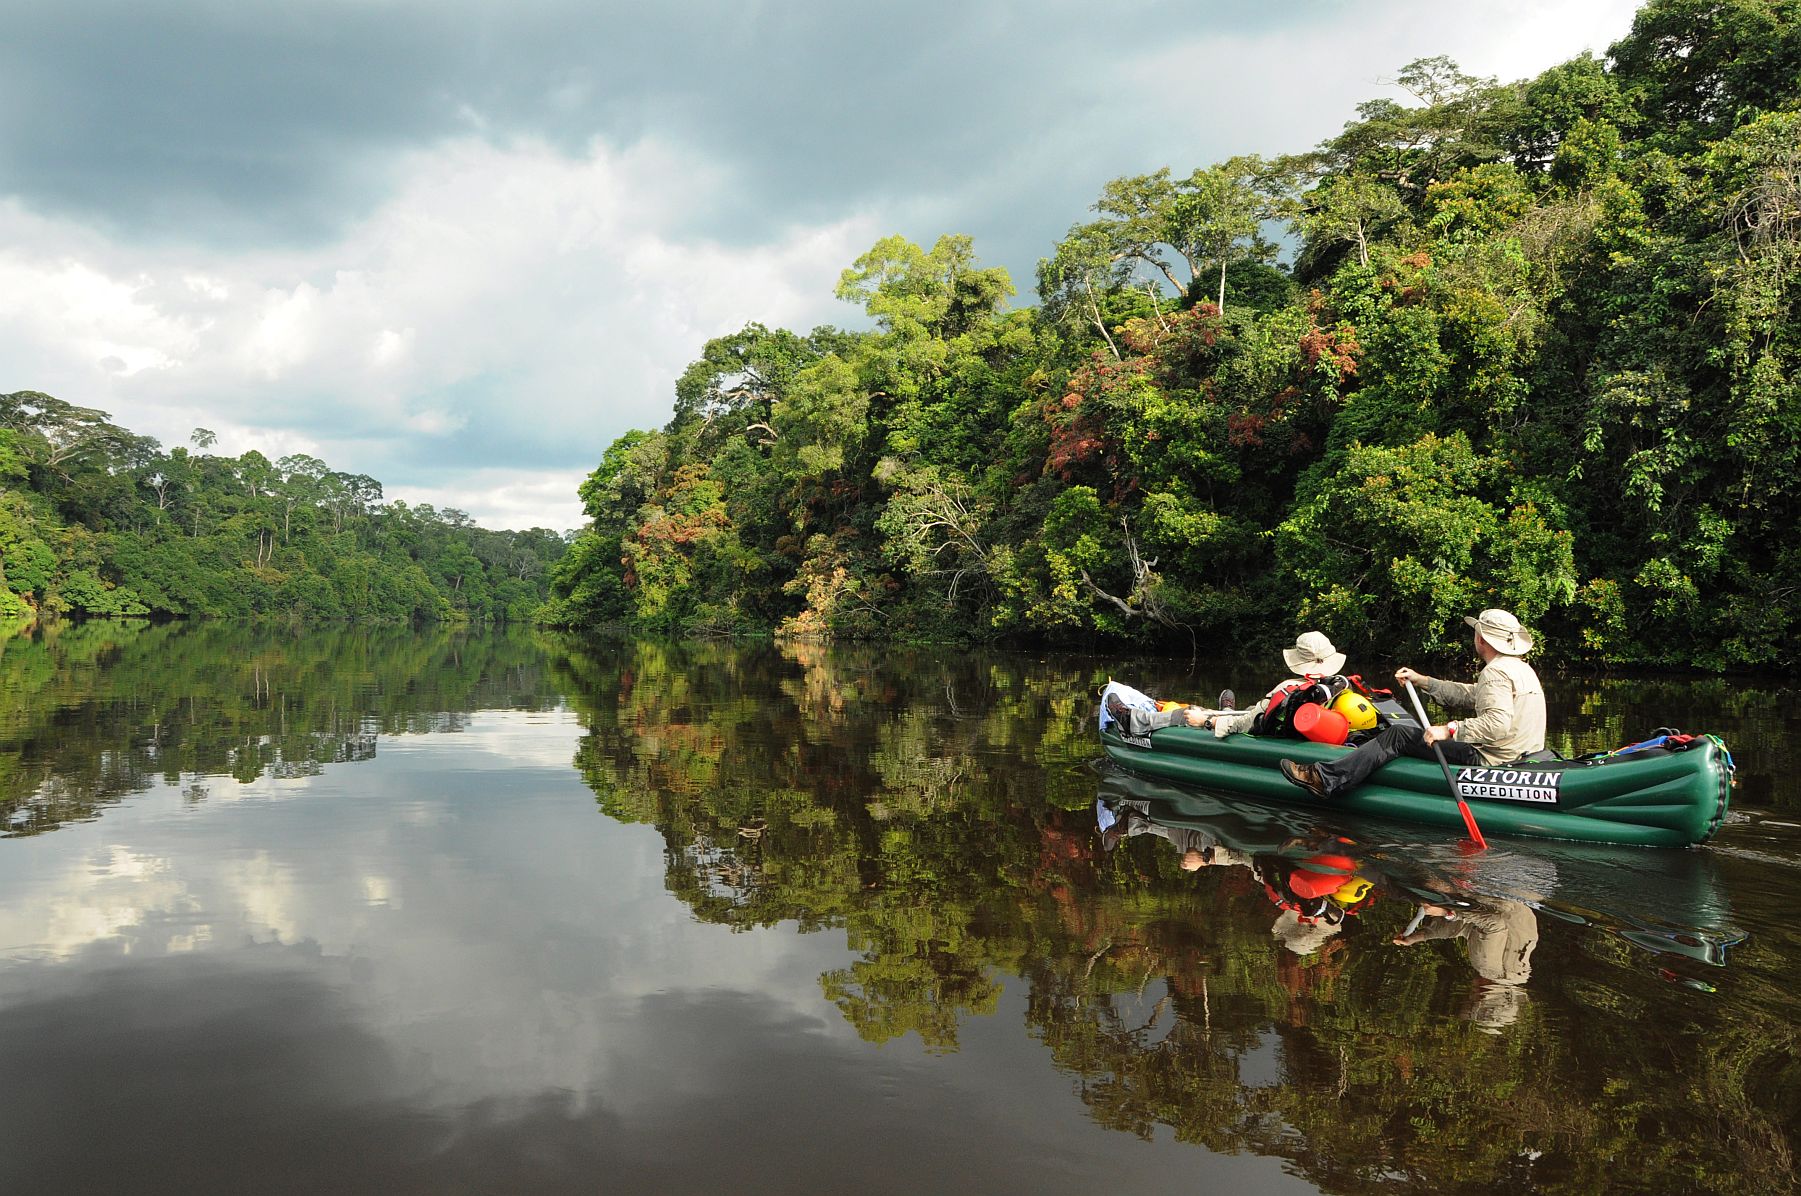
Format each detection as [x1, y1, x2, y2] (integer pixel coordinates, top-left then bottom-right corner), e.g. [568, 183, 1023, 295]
[0, 621, 560, 835]
[548, 635, 1799, 1193]
[1028, 871, 1797, 1194]
[547, 635, 1103, 1047]
[1546, 676, 1783, 810]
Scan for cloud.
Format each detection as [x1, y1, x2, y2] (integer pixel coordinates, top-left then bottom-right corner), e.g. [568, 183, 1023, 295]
[0, 1, 1303, 247]
[0, 137, 876, 528]
[387, 467, 593, 532]
[1, 2, 1642, 256]
[0, 0, 1645, 527]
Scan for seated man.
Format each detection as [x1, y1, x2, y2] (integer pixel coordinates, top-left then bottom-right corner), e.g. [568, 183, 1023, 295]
[1210, 630, 1347, 738]
[1279, 609, 1544, 798]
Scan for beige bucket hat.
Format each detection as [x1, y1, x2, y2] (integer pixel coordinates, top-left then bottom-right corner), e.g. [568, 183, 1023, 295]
[1282, 630, 1346, 677]
[1464, 609, 1534, 656]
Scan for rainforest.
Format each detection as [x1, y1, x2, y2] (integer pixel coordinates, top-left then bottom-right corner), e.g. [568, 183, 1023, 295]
[544, 0, 1801, 670]
[0, 394, 565, 625]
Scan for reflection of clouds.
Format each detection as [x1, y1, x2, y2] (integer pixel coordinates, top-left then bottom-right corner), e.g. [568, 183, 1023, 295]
[0, 957, 1281, 1193]
[462, 711, 590, 770]
[362, 874, 395, 907]
[381, 708, 582, 770]
[218, 850, 302, 944]
[0, 845, 200, 960]
[0, 708, 853, 1111]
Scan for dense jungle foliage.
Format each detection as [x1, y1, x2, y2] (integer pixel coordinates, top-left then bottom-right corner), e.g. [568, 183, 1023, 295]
[0, 393, 565, 624]
[545, 0, 1801, 669]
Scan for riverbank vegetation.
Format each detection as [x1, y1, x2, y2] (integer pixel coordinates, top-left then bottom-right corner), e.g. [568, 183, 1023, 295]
[545, 0, 1801, 668]
[0, 393, 564, 624]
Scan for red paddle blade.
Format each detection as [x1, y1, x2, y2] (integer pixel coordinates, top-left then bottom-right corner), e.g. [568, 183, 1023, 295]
[1456, 799, 1488, 851]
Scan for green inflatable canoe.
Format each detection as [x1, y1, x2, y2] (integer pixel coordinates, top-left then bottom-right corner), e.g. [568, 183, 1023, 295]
[1099, 724, 1732, 848]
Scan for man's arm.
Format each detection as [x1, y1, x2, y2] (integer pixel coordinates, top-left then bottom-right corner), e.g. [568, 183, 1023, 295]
[1397, 666, 1476, 710]
[1421, 675, 1478, 708]
[1444, 669, 1515, 747]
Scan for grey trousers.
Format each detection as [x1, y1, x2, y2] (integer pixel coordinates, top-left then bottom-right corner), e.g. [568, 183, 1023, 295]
[1120, 705, 1193, 736]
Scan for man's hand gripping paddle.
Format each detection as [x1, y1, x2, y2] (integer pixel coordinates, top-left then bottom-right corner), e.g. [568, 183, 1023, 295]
[1403, 679, 1488, 852]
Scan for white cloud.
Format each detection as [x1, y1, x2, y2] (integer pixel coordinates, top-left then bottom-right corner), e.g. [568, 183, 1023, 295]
[386, 466, 592, 530]
[0, 252, 196, 381]
[0, 137, 875, 528]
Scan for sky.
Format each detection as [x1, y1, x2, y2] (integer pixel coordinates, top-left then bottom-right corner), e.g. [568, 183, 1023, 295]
[0, 0, 1645, 531]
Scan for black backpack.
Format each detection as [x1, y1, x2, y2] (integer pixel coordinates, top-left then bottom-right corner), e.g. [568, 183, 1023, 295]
[1252, 676, 1348, 737]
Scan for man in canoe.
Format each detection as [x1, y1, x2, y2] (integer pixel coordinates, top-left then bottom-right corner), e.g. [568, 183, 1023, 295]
[1278, 609, 1546, 799]
[1101, 629, 1347, 738]
[1208, 630, 1348, 737]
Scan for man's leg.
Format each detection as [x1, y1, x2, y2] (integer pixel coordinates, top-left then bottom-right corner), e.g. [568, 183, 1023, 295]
[1401, 738, 1485, 767]
[1108, 700, 1189, 736]
[1311, 722, 1423, 793]
[1286, 725, 1487, 798]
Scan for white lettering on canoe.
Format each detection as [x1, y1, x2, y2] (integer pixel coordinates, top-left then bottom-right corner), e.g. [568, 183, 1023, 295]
[1454, 766, 1563, 805]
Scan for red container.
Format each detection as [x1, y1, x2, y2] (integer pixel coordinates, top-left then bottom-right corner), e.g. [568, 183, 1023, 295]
[1293, 701, 1349, 745]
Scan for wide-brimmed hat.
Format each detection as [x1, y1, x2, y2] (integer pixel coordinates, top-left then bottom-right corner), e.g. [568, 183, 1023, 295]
[1282, 631, 1345, 677]
[1464, 609, 1534, 656]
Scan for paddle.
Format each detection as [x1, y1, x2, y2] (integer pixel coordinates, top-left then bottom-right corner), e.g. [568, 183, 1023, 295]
[1403, 679, 1488, 851]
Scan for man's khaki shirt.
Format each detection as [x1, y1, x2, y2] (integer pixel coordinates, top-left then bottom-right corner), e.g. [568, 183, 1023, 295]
[1422, 655, 1546, 765]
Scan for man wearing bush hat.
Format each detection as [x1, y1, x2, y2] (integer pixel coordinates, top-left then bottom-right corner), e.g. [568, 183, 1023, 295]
[1280, 608, 1546, 799]
[1208, 630, 1349, 737]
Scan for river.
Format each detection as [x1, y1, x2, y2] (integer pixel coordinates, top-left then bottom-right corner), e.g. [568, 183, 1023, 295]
[0, 623, 1795, 1194]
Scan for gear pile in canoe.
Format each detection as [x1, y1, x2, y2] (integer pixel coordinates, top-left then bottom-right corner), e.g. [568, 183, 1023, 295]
[1098, 691, 1732, 848]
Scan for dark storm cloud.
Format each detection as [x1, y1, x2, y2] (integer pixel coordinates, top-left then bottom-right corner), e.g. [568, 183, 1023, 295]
[0, 0, 1296, 250]
[0, 2, 465, 244]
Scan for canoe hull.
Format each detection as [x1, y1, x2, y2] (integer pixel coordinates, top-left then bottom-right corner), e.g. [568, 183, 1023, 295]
[1100, 726, 1731, 847]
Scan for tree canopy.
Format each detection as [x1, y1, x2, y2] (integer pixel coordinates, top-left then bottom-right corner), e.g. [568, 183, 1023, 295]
[546, 0, 1801, 669]
[0, 394, 564, 626]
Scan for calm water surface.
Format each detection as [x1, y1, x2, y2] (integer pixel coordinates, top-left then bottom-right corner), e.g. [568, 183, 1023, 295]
[0, 623, 1796, 1194]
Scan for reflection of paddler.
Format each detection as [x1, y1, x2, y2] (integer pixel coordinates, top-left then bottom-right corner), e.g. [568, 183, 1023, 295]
[1393, 898, 1539, 985]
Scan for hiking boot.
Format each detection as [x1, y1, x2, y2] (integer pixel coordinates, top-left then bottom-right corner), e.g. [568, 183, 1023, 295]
[1217, 689, 1236, 711]
[1105, 695, 1130, 727]
[1280, 758, 1332, 799]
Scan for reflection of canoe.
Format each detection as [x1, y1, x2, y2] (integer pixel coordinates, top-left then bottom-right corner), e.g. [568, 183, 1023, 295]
[1100, 723, 1731, 848]
[1097, 771, 1741, 965]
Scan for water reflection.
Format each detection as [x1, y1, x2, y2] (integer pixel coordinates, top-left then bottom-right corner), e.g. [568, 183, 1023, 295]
[550, 636, 1799, 1192]
[1104, 782, 1548, 1028]
[0, 620, 562, 836]
[1097, 772, 1741, 971]
[0, 628, 1796, 1193]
